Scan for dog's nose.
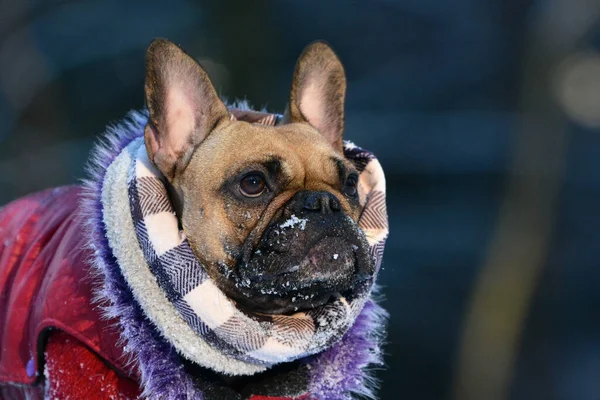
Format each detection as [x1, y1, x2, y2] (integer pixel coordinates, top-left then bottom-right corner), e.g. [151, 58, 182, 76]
[302, 191, 341, 213]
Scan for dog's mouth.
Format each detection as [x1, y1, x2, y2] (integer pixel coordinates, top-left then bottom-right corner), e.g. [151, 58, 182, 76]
[238, 237, 360, 314]
[225, 214, 374, 315]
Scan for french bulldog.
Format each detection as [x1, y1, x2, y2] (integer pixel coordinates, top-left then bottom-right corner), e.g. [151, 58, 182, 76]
[144, 38, 374, 315]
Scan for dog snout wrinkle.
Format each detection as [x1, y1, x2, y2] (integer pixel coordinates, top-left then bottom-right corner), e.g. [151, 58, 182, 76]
[300, 191, 341, 214]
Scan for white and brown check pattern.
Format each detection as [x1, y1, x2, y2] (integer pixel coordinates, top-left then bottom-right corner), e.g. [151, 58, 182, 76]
[125, 113, 389, 365]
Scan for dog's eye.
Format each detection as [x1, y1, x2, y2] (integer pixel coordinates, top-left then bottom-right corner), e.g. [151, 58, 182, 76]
[239, 173, 267, 197]
[343, 175, 358, 197]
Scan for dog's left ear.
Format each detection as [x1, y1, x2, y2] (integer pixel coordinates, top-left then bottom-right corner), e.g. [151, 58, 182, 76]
[144, 38, 229, 180]
[286, 41, 347, 154]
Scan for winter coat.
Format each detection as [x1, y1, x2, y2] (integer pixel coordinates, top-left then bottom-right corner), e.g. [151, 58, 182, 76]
[0, 186, 305, 399]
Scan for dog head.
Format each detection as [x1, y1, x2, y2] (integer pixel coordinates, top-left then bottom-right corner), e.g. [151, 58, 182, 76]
[143, 39, 374, 314]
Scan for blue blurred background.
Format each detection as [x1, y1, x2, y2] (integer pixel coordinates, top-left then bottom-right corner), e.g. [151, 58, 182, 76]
[1, 1, 600, 399]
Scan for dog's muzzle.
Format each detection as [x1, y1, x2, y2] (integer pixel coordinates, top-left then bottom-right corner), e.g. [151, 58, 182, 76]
[232, 191, 374, 314]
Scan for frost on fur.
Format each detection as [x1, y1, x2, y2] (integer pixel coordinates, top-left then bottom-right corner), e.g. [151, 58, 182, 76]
[306, 292, 388, 400]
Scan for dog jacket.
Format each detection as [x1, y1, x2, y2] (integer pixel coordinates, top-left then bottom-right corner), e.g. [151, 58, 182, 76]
[0, 109, 388, 399]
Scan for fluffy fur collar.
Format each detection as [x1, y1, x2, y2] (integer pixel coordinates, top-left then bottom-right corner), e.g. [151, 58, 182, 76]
[81, 110, 388, 399]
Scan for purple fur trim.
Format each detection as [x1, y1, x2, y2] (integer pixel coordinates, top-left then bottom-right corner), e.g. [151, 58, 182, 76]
[78, 110, 388, 399]
[80, 110, 201, 399]
[306, 293, 388, 400]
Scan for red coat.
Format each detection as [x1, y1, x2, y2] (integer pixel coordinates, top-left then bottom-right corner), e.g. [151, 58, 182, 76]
[0, 186, 140, 399]
[0, 187, 305, 399]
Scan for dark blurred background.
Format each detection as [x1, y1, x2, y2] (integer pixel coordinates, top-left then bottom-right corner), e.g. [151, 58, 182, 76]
[1, 1, 600, 399]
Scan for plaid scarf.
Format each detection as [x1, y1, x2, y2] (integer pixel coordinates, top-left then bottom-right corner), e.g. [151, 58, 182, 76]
[101, 111, 388, 375]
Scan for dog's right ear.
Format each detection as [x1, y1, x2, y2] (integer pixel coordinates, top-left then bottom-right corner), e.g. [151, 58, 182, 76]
[285, 41, 347, 154]
[144, 38, 229, 180]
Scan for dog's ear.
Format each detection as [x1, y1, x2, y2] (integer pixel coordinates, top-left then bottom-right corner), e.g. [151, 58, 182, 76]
[286, 41, 346, 154]
[144, 38, 229, 180]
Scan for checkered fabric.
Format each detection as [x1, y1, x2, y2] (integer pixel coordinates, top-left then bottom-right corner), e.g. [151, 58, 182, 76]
[125, 114, 388, 365]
